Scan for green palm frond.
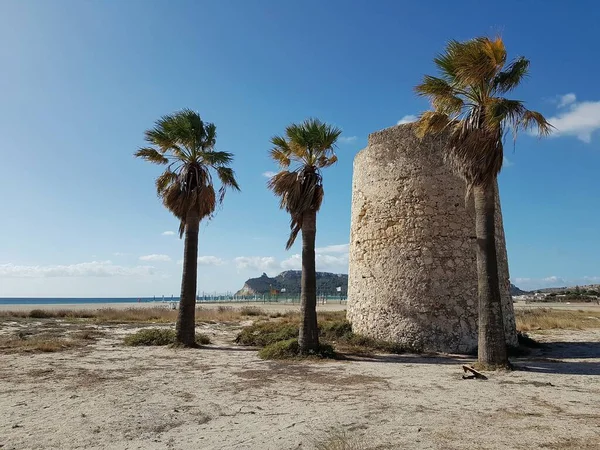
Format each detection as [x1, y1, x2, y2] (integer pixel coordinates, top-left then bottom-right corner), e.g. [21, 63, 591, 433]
[202, 151, 234, 167]
[415, 76, 466, 115]
[485, 98, 525, 130]
[135, 148, 169, 165]
[493, 57, 529, 93]
[136, 109, 240, 236]
[267, 118, 340, 249]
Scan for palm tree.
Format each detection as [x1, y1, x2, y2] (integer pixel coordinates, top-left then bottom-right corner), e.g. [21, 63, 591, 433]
[268, 118, 342, 353]
[414, 37, 552, 367]
[135, 109, 240, 347]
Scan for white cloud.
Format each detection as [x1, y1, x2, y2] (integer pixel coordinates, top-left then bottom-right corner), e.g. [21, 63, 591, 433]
[234, 256, 279, 271]
[503, 156, 514, 168]
[197, 256, 225, 266]
[397, 115, 417, 125]
[542, 276, 566, 285]
[177, 256, 226, 266]
[280, 255, 301, 270]
[113, 252, 129, 257]
[546, 94, 600, 143]
[339, 136, 358, 144]
[315, 244, 349, 254]
[162, 231, 175, 236]
[280, 253, 349, 272]
[281, 244, 349, 272]
[139, 254, 172, 262]
[262, 171, 276, 178]
[557, 93, 576, 108]
[0, 261, 156, 278]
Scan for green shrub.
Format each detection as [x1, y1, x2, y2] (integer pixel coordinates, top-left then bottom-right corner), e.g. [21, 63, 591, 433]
[235, 321, 298, 346]
[124, 328, 211, 346]
[29, 309, 52, 319]
[319, 320, 353, 340]
[195, 334, 211, 345]
[258, 338, 337, 360]
[236, 317, 411, 355]
[239, 306, 266, 316]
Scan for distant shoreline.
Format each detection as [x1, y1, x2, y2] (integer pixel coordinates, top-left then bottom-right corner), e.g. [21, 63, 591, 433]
[1, 300, 598, 313]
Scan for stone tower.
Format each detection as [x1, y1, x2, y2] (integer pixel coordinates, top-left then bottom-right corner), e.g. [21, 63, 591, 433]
[346, 124, 517, 354]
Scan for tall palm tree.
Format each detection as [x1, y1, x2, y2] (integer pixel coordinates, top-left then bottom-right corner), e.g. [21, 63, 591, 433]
[136, 109, 240, 347]
[268, 118, 342, 353]
[414, 37, 552, 367]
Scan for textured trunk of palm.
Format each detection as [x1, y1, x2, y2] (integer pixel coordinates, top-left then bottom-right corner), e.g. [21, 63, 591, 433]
[298, 208, 319, 353]
[474, 183, 508, 367]
[175, 211, 200, 347]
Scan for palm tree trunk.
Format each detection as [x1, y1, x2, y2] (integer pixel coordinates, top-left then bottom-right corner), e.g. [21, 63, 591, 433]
[474, 183, 508, 367]
[175, 212, 200, 347]
[298, 208, 319, 353]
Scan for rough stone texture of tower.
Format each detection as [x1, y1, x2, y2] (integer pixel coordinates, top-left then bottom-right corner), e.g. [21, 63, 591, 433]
[346, 124, 518, 354]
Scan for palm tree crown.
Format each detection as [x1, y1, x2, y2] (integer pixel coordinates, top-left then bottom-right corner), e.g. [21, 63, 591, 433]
[135, 109, 240, 236]
[415, 37, 552, 192]
[268, 118, 342, 249]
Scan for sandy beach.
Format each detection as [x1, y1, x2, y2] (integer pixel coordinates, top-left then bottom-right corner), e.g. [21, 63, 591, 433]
[0, 301, 349, 313]
[1, 316, 599, 450]
[1, 300, 599, 313]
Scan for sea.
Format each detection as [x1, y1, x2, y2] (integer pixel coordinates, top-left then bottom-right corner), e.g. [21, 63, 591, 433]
[0, 297, 173, 306]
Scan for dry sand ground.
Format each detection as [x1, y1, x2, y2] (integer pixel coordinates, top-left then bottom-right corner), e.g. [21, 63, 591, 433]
[1, 311, 599, 449]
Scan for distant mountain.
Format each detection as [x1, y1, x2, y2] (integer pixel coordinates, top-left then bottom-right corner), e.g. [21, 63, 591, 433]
[235, 270, 348, 296]
[510, 283, 528, 296]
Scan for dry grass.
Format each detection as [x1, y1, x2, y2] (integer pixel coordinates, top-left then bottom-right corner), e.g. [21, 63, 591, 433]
[123, 328, 211, 346]
[0, 334, 82, 354]
[236, 311, 413, 356]
[0, 322, 105, 354]
[516, 308, 600, 331]
[0, 306, 270, 324]
[313, 429, 367, 450]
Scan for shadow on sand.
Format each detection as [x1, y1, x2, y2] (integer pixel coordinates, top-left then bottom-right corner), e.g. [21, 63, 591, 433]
[346, 341, 600, 376]
[514, 340, 600, 376]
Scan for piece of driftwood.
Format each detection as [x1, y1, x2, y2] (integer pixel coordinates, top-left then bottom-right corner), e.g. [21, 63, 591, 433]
[462, 365, 488, 380]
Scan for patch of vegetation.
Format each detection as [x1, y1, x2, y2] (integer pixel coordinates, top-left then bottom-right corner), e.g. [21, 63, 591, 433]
[1, 305, 271, 325]
[70, 329, 106, 341]
[235, 321, 298, 346]
[0, 335, 81, 354]
[28, 309, 54, 319]
[123, 328, 211, 346]
[238, 306, 267, 316]
[236, 314, 414, 355]
[258, 338, 337, 360]
[515, 308, 600, 331]
[313, 429, 367, 450]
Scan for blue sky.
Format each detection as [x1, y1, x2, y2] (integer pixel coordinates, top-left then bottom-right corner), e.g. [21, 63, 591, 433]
[1, 0, 599, 297]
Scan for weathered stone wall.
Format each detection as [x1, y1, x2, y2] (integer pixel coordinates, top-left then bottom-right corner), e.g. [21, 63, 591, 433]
[346, 123, 518, 353]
